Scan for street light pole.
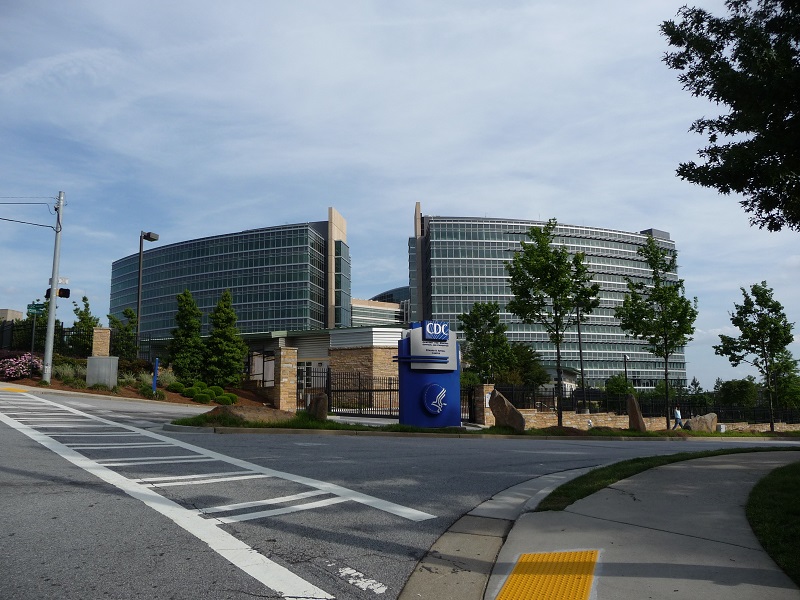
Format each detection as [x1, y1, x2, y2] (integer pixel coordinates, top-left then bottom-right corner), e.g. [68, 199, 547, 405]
[136, 231, 159, 355]
[42, 191, 64, 383]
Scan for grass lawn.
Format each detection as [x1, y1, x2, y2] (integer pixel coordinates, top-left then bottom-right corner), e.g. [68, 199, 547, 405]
[746, 460, 800, 587]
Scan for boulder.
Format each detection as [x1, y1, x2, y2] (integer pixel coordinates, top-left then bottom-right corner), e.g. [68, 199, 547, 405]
[626, 394, 647, 432]
[489, 390, 526, 433]
[683, 413, 717, 433]
[308, 392, 328, 421]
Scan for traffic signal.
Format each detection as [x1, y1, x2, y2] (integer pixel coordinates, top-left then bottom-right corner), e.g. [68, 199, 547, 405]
[45, 288, 71, 299]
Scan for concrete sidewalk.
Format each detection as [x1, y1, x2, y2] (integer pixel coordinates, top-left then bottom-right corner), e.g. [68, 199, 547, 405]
[401, 450, 800, 600]
[488, 451, 800, 599]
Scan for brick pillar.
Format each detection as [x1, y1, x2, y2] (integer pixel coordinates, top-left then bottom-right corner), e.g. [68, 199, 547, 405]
[472, 384, 496, 426]
[92, 327, 111, 357]
[272, 346, 298, 412]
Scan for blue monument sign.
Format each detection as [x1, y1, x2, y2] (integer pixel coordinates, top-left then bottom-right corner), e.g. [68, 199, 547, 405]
[396, 321, 461, 428]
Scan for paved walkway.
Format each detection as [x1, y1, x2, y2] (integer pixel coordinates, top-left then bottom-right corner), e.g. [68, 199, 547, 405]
[401, 450, 800, 600]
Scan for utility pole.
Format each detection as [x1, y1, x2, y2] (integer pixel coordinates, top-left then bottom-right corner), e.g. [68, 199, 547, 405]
[42, 191, 64, 383]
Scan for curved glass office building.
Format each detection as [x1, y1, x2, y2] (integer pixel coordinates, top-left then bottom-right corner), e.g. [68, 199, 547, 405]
[110, 208, 351, 339]
[410, 203, 687, 390]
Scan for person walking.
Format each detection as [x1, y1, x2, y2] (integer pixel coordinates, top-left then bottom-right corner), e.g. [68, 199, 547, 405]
[672, 405, 683, 429]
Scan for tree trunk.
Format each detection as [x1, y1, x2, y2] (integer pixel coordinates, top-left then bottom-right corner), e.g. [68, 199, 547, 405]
[556, 343, 563, 427]
[664, 354, 670, 430]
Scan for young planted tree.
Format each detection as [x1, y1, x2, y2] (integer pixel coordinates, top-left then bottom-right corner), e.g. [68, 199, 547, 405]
[614, 237, 698, 429]
[505, 219, 600, 426]
[71, 296, 100, 357]
[661, 1, 800, 231]
[204, 289, 248, 387]
[108, 308, 138, 361]
[457, 302, 513, 383]
[169, 290, 205, 383]
[714, 281, 794, 431]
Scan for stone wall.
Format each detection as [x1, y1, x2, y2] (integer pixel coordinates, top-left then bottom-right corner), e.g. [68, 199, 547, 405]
[329, 347, 398, 378]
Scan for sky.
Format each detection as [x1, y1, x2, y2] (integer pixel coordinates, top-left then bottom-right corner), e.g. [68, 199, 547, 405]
[1, 0, 797, 391]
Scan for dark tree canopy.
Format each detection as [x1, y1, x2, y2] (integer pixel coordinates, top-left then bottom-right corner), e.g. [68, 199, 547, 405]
[457, 301, 512, 382]
[662, 1, 800, 231]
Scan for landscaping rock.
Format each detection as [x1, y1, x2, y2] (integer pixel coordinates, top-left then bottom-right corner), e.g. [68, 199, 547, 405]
[308, 392, 328, 421]
[683, 412, 718, 432]
[626, 394, 647, 432]
[489, 390, 526, 433]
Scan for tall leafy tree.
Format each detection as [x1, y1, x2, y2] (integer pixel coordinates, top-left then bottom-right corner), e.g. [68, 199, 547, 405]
[614, 237, 698, 429]
[503, 343, 550, 389]
[505, 219, 600, 426]
[169, 290, 205, 383]
[717, 377, 760, 407]
[108, 308, 138, 361]
[204, 289, 248, 387]
[661, 1, 800, 231]
[71, 296, 100, 358]
[714, 281, 794, 430]
[457, 302, 513, 382]
[772, 349, 800, 408]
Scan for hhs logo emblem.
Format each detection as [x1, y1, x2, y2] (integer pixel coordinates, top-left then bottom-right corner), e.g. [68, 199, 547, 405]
[423, 320, 449, 341]
[422, 383, 447, 415]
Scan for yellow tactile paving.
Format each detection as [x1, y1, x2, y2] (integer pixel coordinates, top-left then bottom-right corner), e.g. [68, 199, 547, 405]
[496, 550, 599, 600]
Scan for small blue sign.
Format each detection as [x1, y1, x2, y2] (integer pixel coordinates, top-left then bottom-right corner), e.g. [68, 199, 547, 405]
[422, 320, 449, 341]
[421, 383, 447, 415]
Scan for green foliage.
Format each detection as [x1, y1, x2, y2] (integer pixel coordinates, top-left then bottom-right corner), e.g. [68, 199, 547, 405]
[661, 1, 800, 232]
[169, 290, 205, 383]
[194, 392, 212, 404]
[614, 237, 698, 422]
[605, 373, 635, 396]
[457, 302, 512, 382]
[460, 370, 482, 388]
[70, 296, 100, 358]
[203, 289, 248, 387]
[717, 377, 759, 407]
[505, 219, 600, 425]
[108, 307, 138, 361]
[166, 381, 185, 393]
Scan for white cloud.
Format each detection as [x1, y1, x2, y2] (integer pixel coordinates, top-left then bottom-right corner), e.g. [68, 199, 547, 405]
[2, 0, 794, 388]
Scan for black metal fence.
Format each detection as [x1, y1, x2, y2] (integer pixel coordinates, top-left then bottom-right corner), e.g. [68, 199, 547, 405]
[298, 368, 474, 421]
[0, 321, 95, 358]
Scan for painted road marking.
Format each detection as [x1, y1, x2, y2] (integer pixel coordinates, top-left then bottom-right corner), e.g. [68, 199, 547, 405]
[0, 391, 437, 597]
[201, 489, 330, 514]
[0, 409, 334, 600]
[496, 550, 599, 600]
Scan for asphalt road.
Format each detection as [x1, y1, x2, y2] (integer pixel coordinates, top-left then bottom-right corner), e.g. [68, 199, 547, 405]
[1, 389, 794, 600]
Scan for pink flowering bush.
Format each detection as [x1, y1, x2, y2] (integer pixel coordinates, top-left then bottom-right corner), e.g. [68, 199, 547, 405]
[0, 353, 43, 380]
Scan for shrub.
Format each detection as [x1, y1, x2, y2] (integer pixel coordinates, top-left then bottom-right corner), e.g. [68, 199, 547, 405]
[182, 387, 198, 399]
[118, 371, 137, 387]
[194, 392, 212, 404]
[158, 369, 179, 388]
[0, 353, 43, 380]
[167, 382, 185, 394]
[208, 385, 225, 398]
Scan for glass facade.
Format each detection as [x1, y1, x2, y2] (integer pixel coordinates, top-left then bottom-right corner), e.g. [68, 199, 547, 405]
[110, 216, 350, 339]
[411, 214, 687, 390]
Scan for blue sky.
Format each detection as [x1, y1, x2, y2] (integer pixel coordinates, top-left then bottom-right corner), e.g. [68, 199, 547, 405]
[1, 0, 797, 390]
